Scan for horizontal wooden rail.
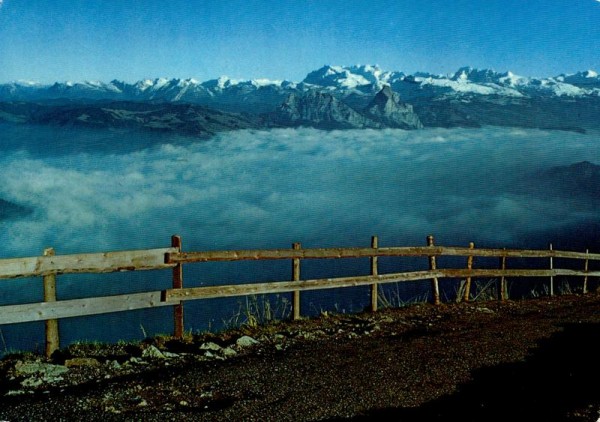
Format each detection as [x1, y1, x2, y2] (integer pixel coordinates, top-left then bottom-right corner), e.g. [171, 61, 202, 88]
[5, 267, 598, 324]
[164, 270, 440, 302]
[0, 291, 171, 325]
[0, 247, 177, 280]
[162, 268, 600, 303]
[165, 246, 600, 264]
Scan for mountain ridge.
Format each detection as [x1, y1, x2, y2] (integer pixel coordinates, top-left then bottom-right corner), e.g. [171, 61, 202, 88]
[1, 65, 599, 134]
[3, 65, 599, 104]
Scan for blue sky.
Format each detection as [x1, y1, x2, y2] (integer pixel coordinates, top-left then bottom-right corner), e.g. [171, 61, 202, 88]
[0, 0, 599, 83]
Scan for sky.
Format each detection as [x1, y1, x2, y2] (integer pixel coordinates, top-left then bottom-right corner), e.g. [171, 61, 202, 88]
[0, 0, 599, 84]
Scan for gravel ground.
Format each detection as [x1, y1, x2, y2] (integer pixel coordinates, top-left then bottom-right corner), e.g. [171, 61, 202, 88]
[1, 292, 599, 421]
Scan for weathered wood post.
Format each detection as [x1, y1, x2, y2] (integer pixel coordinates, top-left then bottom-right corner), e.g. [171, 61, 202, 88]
[292, 242, 301, 320]
[498, 249, 507, 301]
[171, 235, 184, 338]
[427, 235, 440, 305]
[370, 235, 379, 312]
[43, 247, 59, 358]
[583, 249, 589, 295]
[463, 242, 475, 302]
[549, 243, 554, 297]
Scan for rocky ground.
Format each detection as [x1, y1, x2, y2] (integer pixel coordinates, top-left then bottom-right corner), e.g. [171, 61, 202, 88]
[1, 292, 599, 421]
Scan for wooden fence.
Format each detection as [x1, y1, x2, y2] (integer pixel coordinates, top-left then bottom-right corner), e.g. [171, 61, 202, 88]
[1, 235, 599, 357]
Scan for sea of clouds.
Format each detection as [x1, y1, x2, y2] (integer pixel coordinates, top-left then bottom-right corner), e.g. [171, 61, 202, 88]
[1, 125, 599, 350]
[1, 125, 599, 256]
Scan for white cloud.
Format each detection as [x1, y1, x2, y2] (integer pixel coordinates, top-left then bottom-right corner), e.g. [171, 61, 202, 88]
[0, 126, 598, 259]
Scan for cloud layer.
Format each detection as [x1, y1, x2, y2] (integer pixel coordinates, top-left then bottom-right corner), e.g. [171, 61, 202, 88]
[1, 126, 599, 258]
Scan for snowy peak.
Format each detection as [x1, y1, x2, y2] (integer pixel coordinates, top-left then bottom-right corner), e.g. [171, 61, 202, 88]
[201, 76, 240, 90]
[303, 65, 378, 90]
[1, 65, 599, 105]
[451, 67, 504, 84]
[557, 70, 600, 89]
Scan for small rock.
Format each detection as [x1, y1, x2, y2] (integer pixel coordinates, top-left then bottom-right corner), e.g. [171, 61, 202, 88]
[15, 361, 69, 377]
[236, 336, 259, 347]
[476, 307, 494, 314]
[105, 406, 121, 414]
[179, 400, 189, 406]
[142, 345, 166, 359]
[222, 347, 237, 358]
[200, 342, 222, 352]
[107, 360, 122, 370]
[21, 378, 44, 388]
[128, 357, 146, 365]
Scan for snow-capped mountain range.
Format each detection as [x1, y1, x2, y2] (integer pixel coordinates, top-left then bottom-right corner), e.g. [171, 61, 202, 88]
[1, 65, 599, 133]
[2, 65, 599, 105]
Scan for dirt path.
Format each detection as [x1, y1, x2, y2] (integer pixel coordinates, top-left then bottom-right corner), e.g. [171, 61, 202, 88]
[1, 293, 599, 421]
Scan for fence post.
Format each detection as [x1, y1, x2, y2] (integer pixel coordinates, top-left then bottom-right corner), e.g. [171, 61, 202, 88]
[583, 249, 589, 295]
[43, 247, 59, 358]
[370, 235, 379, 312]
[171, 235, 184, 338]
[498, 249, 507, 301]
[463, 242, 475, 302]
[427, 235, 440, 305]
[549, 243, 554, 297]
[292, 242, 301, 320]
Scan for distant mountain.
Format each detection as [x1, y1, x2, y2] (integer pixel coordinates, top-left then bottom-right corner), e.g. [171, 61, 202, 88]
[0, 101, 263, 136]
[4, 65, 599, 105]
[363, 85, 423, 129]
[270, 87, 422, 130]
[271, 90, 380, 129]
[1, 65, 599, 132]
[543, 161, 600, 198]
[0, 86, 423, 133]
[512, 161, 600, 204]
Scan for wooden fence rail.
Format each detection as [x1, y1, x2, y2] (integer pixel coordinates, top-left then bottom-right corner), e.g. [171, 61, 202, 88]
[1, 235, 598, 357]
[164, 246, 600, 263]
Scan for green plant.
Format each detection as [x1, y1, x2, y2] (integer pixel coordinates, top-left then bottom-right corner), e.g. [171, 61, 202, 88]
[471, 279, 498, 301]
[530, 282, 550, 298]
[223, 294, 291, 330]
[558, 280, 574, 295]
[377, 283, 428, 309]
